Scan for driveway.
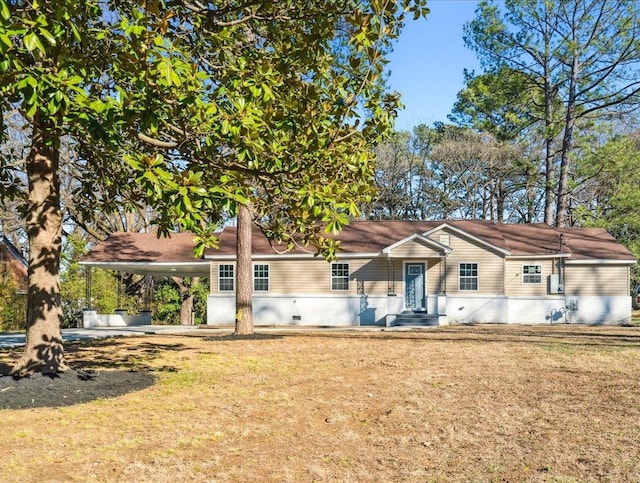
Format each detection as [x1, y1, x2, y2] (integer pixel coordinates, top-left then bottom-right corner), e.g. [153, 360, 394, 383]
[0, 325, 209, 349]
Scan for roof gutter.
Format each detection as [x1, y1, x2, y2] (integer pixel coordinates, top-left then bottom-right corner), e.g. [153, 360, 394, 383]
[564, 259, 637, 265]
[506, 253, 571, 260]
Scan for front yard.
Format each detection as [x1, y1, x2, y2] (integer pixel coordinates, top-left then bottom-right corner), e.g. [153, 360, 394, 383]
[1, 324, 639, 481]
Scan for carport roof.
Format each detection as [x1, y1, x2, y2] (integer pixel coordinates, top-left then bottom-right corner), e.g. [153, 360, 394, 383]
[79, 232, 210, 277]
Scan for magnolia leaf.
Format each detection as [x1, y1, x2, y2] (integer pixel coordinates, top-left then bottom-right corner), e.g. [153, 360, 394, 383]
[0, 32, 12, 50]
[38, 27, 56, 46]
[0, 1, 9, 20]
[23, 32, 41, 52]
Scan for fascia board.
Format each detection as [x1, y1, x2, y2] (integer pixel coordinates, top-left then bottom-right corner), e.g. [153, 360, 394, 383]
[422, 223, 511, 256]
[564, 259, 637, 265]
[205, 252, 384, 261]
[382, 233, 450, 254]
[507, 253, 571, 260]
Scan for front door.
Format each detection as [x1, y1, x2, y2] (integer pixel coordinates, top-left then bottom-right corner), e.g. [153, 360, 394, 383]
[405, 263, 425, 311]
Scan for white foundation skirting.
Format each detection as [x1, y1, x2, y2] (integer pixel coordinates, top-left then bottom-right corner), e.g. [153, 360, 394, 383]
[206, 294, 632, 326]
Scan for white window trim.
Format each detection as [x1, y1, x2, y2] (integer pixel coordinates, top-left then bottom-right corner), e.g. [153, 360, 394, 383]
[458, 262, 479, 291]
[330, 262, 350, 291]
[253, 263, 270, 292]
[522, 264, 542, 284]
[218, 263, 235, 292]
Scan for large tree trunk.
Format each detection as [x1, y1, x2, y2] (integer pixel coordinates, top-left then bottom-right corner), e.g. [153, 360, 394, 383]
[543, 137, 556, 225]
[12, 118, 67, 376]
[171, 276, 200, 325]
[543, 60, 556, 226]
[556, 55, 579, 228]
[541, 13, 557, 227]
[179, 291, 194, 325]
[234, 203, 254, 335]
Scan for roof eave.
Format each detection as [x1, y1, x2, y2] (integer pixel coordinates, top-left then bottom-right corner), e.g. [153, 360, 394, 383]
[564, 258, 637, 265]
[79, 260, 211, 276]
[205, 252, 385, 260]
[507, 253, 571, 260]
[422, 223, 512, 256]
[382, 233, 452, 255]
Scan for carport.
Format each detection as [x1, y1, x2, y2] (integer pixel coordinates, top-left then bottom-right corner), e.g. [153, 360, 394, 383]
[79, 232, 210, 327]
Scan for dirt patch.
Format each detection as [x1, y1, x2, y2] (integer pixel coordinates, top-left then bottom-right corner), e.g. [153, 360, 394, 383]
[1, 325, 639, 482]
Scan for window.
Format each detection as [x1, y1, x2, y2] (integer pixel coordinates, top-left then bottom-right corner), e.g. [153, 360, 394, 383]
[331, 263, 350, 291]
[254, 264, 269, 291]
[522, 265, 542, 284]
[459, 263, 478, 291]
[218, 264, 234, 291]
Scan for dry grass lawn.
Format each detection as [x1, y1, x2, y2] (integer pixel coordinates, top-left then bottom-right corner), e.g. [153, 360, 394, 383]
[1, 324, 640, 482]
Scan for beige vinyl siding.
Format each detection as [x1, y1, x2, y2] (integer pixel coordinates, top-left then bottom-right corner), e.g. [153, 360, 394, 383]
[564, 264, 630, 296]
[430, 232, 504, 294]
[350, 258, 402, 295]
[210, 261, 216, 284]
[385, 259, 404, 296]
[257, 258, 330, 294]
[504, 259, 556, 296]
[210, 258, 398, 296]
[388, 239, 442, 258]
[426, 259, 444, 294]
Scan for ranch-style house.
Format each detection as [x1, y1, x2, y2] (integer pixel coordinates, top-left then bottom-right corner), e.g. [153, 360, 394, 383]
[80, 220, 637, 327]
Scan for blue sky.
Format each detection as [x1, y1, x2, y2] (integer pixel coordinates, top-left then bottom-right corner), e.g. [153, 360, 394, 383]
[387, 0, 481, 131]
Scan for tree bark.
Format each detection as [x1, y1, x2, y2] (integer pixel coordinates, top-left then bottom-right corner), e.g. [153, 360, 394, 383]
[542, 24, 556, 226]
[543, 137, 556, 225]
[234, 203, 254, 335]
[556, 53, 579, 228]
[179, 285, 194, 325]
[12, 116, 67, 376]
[171, 276, 200, 325]
[496, 178, 506, 223]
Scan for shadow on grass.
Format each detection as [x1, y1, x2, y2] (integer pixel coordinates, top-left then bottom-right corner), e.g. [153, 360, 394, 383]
[0, 337, 198, 410]
[64, 338, 190, 373]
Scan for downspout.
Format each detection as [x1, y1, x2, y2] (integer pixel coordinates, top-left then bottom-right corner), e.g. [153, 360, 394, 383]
[559, 234, 565, 293]
[559, 233, 569, 323]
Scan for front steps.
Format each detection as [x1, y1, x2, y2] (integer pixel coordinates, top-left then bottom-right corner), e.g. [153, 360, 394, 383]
[390, 310, 439, 327]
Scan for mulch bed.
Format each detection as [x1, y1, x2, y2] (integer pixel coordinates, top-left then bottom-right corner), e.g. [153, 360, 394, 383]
[0, 367, 155, 409]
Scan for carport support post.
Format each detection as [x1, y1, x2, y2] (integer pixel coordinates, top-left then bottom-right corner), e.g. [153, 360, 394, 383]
[145, 275, 153, 311]
[117, 272, 122, 309]
[82, 266, 95, 328]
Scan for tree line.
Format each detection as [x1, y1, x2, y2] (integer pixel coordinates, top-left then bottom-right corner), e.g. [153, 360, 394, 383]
[2, 0, 639, 376]
[369, 0, 640, 285]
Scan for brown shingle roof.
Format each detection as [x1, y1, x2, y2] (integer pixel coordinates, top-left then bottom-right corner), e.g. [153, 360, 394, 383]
[79, 222, 636, 264]
[206, 220, 636, 262]
[558, 227, 636, 261]
[81, 232, 204, 263]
